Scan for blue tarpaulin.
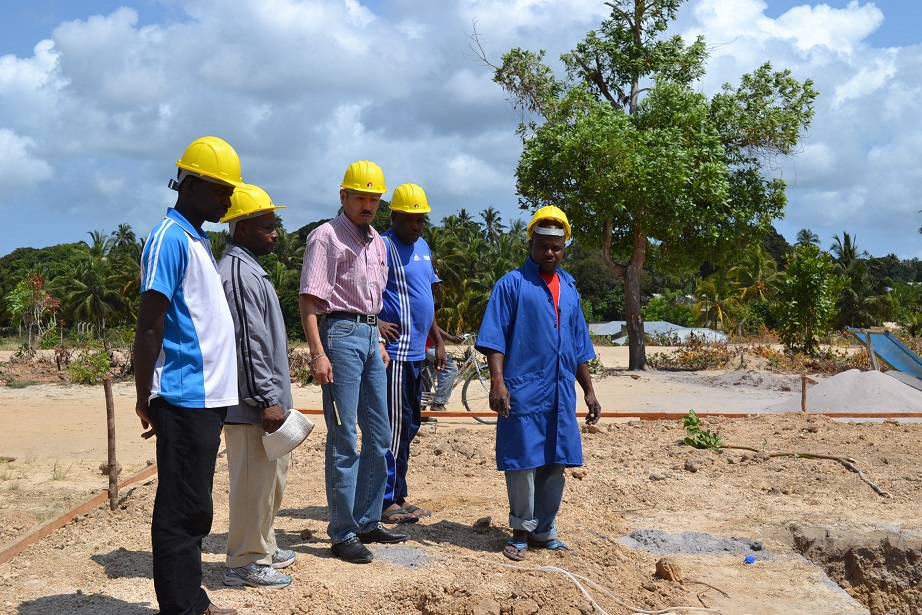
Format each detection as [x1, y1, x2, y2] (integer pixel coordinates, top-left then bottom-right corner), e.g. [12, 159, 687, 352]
[847, 328, 922, 379]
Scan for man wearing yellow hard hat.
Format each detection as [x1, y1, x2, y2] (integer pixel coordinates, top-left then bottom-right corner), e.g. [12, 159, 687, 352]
[218, 184, 308, 590]
[476, 205, 602, 562]
[298, 160, 409, 564]
[377, 183, 447, 524]
[135, 136, 241, 615]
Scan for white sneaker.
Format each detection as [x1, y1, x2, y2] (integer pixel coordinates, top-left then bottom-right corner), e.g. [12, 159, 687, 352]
[271, 548, 296, 569]
[223, 563, 291, 589]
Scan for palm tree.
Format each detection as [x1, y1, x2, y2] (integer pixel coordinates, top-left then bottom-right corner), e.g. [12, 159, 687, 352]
[728, 245, 782, 302]
[273, 228, 304, 271]
[424, 226, 464, 287]
[479, 206, 507, 243]
[694, 273, 739, 331]
[490, 232, 527, 272]
[830, 232, 860, 273]
[832, 258, 890, 329]
[795, 228, 820, 247]
[209, 230, 228, 260]
[82, 230, 113, 261]
[826, 232, 890, 328]
[112, 224, 137, 252]
[269, 261, 295, 292]
[52, 258, 123, 340]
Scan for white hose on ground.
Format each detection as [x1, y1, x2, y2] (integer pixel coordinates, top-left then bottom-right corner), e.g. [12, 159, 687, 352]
[464, 555, 727, 615]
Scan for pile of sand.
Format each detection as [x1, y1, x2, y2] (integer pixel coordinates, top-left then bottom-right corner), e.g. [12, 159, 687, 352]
[770, 368, 922, 413]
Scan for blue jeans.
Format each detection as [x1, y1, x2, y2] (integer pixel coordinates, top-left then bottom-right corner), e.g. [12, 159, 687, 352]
[320, 316, 390, 543]
[424, 347, 457, 408]
[505, 464, 566, 542]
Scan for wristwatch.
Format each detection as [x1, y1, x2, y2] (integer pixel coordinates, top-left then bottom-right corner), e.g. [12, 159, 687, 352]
[378, 337, 386, 344]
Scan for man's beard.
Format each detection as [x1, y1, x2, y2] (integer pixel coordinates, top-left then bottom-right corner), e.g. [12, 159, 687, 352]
[359, 223, 372, 244]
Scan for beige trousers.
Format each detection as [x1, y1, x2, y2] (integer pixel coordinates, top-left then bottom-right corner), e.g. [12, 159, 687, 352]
[225, 423, 290, 568]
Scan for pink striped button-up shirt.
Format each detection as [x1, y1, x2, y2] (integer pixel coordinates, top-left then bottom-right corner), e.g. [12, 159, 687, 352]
[299, 213, 388, 314]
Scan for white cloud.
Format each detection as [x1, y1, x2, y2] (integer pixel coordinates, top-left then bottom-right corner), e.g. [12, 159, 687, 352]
[832, 49, 896, 106]
[0, 129, 53, 190]
[770, 1, 883, 55]
[679, 0, 921, 257]
[0, 40, 63, 130]
[0, 0, 919, 259]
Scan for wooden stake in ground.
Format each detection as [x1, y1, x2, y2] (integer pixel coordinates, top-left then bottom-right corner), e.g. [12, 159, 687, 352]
[103, 378, 118, 511]
[801, 373, 808, 412]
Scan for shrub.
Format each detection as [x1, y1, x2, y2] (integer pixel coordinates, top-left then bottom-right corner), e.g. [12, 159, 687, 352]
[66, 348, 111, 384]
[647, 336, 734, 370]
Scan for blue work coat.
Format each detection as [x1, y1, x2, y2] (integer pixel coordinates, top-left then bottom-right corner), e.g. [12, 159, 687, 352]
[476, 257, 596, 471]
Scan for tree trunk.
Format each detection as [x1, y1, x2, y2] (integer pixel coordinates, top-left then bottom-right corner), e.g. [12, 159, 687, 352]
[601, 221, 648, 370]
[625, 228, 647, 370]
[624, 262, 645, 370]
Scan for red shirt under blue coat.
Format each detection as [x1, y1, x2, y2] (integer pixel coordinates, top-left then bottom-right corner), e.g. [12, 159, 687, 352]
[476, 256, 595, 471]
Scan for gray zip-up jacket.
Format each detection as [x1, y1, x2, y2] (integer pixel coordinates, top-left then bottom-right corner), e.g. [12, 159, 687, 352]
[218, 242, 294, 424]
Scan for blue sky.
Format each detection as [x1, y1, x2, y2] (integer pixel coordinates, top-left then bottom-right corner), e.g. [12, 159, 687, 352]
[0, 0, 920, 261]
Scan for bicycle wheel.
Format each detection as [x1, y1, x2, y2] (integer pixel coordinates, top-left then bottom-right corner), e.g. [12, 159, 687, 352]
[462, 364, 496, 424]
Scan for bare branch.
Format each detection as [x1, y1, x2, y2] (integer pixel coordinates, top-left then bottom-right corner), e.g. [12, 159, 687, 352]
[465, 19, 499, 70]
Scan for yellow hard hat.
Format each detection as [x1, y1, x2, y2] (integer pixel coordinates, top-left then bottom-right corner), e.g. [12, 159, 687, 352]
[341, 160, 387, 194]
[390, 183, 431, 214]
[527, 205, 572, 241]
[176, 136, 243, 187]
[221, 183, 286, 223]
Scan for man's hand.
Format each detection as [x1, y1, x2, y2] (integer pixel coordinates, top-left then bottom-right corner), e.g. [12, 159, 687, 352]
[576, 362, 601, 426]
[489, 380, 511, 418]
[136, 398, 155, 439]
[310, 355, 334, 384]
[584, 391, 601, 425]
[378, 319, 400, 343]
[261, 404, 286, 434]
[434, 344, 447, 372]
[379, 343, 390, 369]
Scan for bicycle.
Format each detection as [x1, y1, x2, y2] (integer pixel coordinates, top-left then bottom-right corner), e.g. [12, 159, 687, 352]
[421, 333, 495, 424]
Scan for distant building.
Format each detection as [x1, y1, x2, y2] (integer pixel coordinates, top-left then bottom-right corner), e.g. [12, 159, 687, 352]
[589, 320, 728, 345]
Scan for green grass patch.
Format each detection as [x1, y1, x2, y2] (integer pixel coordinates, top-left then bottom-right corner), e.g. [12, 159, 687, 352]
[6, 379, 40, 389]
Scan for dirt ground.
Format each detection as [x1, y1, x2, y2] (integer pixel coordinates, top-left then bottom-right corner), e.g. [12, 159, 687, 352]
[1, 345, 920, 615]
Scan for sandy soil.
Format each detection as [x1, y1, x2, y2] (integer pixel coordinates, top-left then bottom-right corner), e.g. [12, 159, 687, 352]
[1, 345, 920, 615]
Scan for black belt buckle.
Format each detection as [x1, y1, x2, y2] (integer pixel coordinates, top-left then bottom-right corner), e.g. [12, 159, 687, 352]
[363, 314, 377, 326]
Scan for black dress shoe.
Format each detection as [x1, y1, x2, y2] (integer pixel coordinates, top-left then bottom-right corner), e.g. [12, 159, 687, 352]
[357, 523, 409, 544]
[330, 536, 374, 563]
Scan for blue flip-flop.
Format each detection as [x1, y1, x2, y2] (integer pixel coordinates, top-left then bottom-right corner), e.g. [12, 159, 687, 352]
[503, 539, 528, 561]
[527, 538, 571, 551]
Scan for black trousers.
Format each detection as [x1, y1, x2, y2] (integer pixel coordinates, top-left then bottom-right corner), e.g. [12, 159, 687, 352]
[148, 398, 226, 615]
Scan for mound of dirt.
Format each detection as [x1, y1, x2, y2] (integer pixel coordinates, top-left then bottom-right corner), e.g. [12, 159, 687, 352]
[4, 410, 922, 614]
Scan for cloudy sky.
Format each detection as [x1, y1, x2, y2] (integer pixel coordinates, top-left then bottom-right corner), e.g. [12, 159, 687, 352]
[1, 0, 920, 260]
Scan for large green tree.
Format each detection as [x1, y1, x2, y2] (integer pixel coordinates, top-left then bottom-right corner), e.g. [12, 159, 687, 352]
[490, 0, 817, 369]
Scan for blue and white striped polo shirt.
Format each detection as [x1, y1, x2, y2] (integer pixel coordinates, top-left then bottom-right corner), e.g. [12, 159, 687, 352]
[140, 208, 238, 408]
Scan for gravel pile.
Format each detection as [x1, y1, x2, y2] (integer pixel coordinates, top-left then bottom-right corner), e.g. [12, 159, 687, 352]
[769, 369, 922, 414]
